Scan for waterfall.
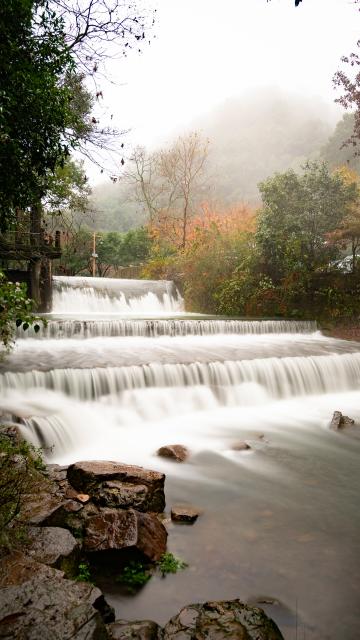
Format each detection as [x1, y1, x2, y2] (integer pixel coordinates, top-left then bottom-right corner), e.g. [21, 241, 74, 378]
[17, 318, 318, 339]
[3, 273, 360, 637]
[51, 275, 184, 315]
[1, 352, 360, 401]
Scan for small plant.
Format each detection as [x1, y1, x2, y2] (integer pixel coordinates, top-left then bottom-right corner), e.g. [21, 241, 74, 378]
[0, 433, 45, 546]
[158, 552, 188, 576]
[116, 561, 152, 592]
[75, 561, 92, 583]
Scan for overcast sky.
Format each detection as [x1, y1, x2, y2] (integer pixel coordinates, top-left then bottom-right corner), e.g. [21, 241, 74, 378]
[87, 0, 359, 182]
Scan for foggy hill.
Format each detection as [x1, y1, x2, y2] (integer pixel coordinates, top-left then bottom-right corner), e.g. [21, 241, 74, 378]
[194, 88, 338, 203]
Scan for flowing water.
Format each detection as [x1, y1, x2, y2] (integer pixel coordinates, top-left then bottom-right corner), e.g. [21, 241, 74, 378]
[2, 276, 360, 639]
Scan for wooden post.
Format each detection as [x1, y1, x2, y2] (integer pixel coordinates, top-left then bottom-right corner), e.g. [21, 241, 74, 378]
[92, 232, 97, 277]
[39, 258, 52, 312]
[28, 259, 41, 309]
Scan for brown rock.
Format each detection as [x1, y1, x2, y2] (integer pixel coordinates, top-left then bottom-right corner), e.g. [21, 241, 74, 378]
[67, 461, 165, 513]
[171, 505, 199, 524]
[84, 508, 167, 561]
[98, 481, 150, 510]
[26, 526, 80, 577]
[157, 444, 189, 462]
[21, 493, 69, 526]
[162, 599, 284, 639]
[107, 619, 162, 639]
[231, 441, 251, 451]
[0, 553, 111, 639]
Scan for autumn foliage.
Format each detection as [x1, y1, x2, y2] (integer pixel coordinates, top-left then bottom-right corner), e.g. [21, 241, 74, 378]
[144, 202, 257, 312]
[143, 161, 360, 321]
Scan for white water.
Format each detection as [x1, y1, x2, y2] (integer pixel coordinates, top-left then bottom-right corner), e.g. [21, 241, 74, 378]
[52, 276, 184, 315]
[2, 275, 360, 639]
[17, 318, 317, 339]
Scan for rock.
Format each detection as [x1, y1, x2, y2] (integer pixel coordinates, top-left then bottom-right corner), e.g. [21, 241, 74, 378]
[107, 620, 162, 639]
[157, 444, 189, 462]
[231, 441, 251, 451]
[171, 505, 199, 524]
[98, 481, 151, 511]
[20, 493, 69, 526]
[77, 493, 91, 504]
[330, 411, 355, 430]
[67, 461, 165, 513]
[84, 508, 167, 562]
[330, 411, 342, 430]
[162, 599, 284, 639]
[26, 526, 80, 577]
[0, 424, 23, 445]
[38, 499, 84, 528]
[46, 463, 69, 482]
[0, 552, 111, 639]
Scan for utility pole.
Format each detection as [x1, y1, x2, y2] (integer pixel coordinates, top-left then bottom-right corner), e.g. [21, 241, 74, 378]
[91, 231, 98, 277]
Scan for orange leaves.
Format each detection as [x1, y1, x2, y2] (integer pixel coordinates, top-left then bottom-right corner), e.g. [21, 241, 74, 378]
[148, 201, 256, 253]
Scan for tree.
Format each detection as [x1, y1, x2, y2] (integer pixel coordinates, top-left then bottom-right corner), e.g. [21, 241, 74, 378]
[123, 147, 165, 224]
[51, 0, 155, 75]
[333, 2, 360, 149]
[125, 133, 210, 249]
[157, 132, 210, 248]
[0, 0, 76, 230]
[96, 228, 150, 276]
[321, 114, 360, 172]
[257, 161, 358, 280]
[43, 158, 93, 239]
[328, 166, 360, 273]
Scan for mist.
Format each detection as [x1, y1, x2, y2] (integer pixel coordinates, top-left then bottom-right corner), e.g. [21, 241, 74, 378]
[195, 87, 338, 203]
[90, 87, 343, 229]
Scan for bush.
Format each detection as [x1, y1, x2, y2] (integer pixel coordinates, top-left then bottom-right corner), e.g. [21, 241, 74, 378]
[0, 271, 42, 352]
[0, 431, 45, 548]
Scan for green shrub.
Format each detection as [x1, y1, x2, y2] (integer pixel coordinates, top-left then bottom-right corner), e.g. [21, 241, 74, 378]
[75, 561, 92, 583]
[158, 552, 188, 576]
[0, 432, 45, 547]
[116, 561, 152, 592]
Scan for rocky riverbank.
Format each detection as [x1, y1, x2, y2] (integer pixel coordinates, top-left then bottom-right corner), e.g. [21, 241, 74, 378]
[0, 427, 284, 639]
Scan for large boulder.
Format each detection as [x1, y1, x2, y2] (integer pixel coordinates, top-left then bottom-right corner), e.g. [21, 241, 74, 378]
[107, 620, 162, 639]
[162, 600, 284, 639]
[26, 526, 80, 577]
[0, 552, 112, 639]
[84, 508, 167, 562]
[67, 461, 165, 513]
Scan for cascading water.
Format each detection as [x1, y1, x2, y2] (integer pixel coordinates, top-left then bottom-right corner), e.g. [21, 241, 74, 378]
[52, 275, 184, 315]
[2, 274, 360, 639]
